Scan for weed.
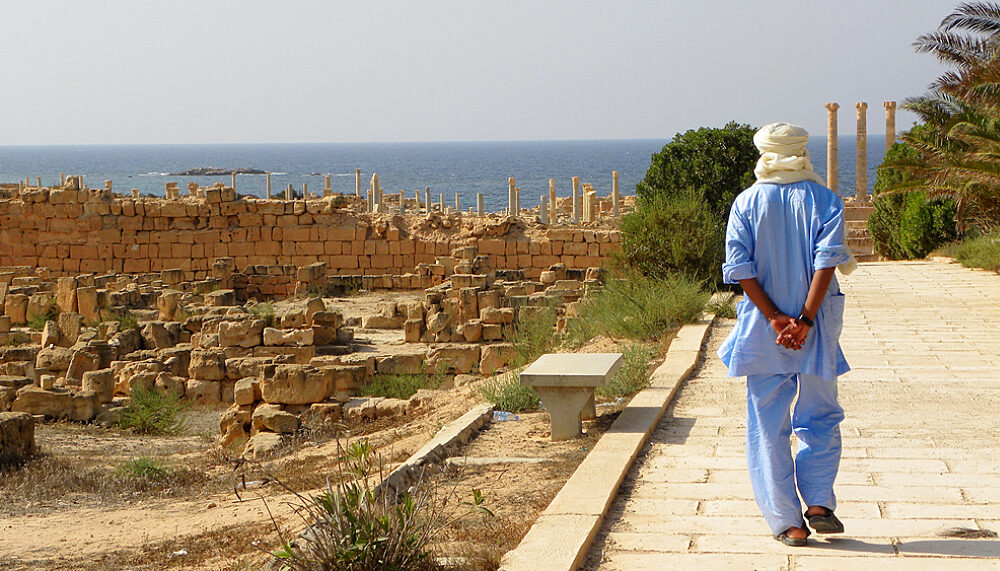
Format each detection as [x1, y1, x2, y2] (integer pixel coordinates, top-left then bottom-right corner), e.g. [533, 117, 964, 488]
[707, 293, 737, 318]
[953, 229, 1000, 272]
[27, 306, 58, 332]
[504, 302, 558, 368]
[107, 309, 139, 330]
[566, 272, 708, 344]
[117, 385, 189, 435]
[478, 372, 539, 413]
[266, 438, 491, 571]
[249, 301, 278, 328]
[116, 457, 170, 481]
[596, 343, 656, 399]
[361, 372, 439, 400]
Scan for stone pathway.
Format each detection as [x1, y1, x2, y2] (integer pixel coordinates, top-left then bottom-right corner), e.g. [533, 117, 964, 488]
[584, 261, 1000, 570]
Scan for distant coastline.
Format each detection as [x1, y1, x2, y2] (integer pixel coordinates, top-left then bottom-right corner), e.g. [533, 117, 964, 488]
[170, 167, 266, 176]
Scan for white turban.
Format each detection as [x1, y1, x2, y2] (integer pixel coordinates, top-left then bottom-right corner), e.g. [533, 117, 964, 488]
[753, 123, 826, 185]
[753, 122, 857, 275]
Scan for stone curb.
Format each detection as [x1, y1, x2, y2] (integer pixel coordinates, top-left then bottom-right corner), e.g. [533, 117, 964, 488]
[499, 316, 716, 571]
[374, 402, 494, 497]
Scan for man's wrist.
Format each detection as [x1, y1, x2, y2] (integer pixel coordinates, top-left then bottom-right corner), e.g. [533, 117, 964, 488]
[796, 313, 814, 327]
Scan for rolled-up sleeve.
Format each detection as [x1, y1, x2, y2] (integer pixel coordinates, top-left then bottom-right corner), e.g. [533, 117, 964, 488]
[722, 203, 757, 284]
[813, 197, 851, 270]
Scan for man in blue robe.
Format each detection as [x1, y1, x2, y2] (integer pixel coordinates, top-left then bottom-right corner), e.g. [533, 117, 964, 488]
[718, 122, 854, 546]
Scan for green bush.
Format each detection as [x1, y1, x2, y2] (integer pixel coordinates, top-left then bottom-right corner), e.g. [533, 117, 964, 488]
[637, 122, 758, 218]
[249, 301, 277, 328]
[504, 303, 558, 368]
[115, 457, 170, 481]
[953, 229, 1000, 271]
[117, 386, 189, 435]
[566, 273, 708, 344]
[27, 306, 58, 332]
[596, 343, 655, 399]
[479, 373, 540, 413]
[360, 373, 439, 400]
[870, 136, 958, 259]
[617, 188, 724, 285]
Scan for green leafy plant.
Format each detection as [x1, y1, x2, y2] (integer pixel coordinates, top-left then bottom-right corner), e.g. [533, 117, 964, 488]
[504, 302, 559, 368]
[249, 301, 277, 328]
[267, 439, 492, 571]
[117, 385, 189, 435]
[360, 373, 440, 400]
[27, 306, 58, 332]
[953, 228, 1000, 271]
[115, 457, 170, 481]
[637, 121, 758, 219]
[616, 188, 724, 285]
[478, 372, 540, 413]
[596, 343, 656, 399]
[566, 272, 708, 344]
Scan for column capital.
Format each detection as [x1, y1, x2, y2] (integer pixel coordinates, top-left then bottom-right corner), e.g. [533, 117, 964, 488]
[884, 100, 897, 110]
[856, 101, 868, 112]
[825, 102, 840, 112]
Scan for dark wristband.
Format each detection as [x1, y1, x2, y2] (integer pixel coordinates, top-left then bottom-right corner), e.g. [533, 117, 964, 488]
[797, 314, 814, 327]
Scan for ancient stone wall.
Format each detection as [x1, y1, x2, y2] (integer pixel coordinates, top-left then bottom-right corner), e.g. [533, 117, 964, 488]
[0, 190, 620, 280]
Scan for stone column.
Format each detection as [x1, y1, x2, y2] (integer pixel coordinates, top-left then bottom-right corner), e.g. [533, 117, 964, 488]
[856, 101, 868, 202]
[324, 174, 332, 197]
[439, 192, 445, 213]
[131, 189, 139, 198]
[266, 172, 272, 199]
[540, 195, 549, 224]
[612, 171, 620, 216]
[303, 182, 308, 198]
[425, 187, 431, 213]
[548, 178, 556, 212]
[514, 187, 521, 217]
[824, 103, 839, 192]
[455, 192, 460, 212]
[508, 177, 516, 216]
[104, 180, 112, 191]
[59, 172, 65, 187]
[884, 101, 897, 152]
[231, 172, 237, 191]
[399, 190, 406, 214]
[355, 168, 362, 196]
[370, 173, 379, 211]
[286, 184, 292, 200]
[37, 176, 42, 187]
[571, 176, 581, 224]
[477, 193, 484, 215]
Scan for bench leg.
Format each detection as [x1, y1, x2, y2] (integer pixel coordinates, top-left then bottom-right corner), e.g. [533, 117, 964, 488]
[581, 392, 596, 421]
[535, 387, 593, 441]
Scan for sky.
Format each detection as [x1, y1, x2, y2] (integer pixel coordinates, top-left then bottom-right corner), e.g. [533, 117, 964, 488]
[1, 0, 958, 145]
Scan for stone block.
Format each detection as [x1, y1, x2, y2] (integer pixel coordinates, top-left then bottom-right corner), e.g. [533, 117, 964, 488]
[376, 353, 426, 376]
[404, 318, 423, 342]
[252, 403, 300, 434]
[76, 287, 99, 322]
[308, 402, 342, 423]
[154, 373, 186, 397]
[426, 311, 451, 334]
[157, 290, 183, 321]
[480, 343, 516, 375]
[81, 368, 115, 403]
[263, 327, 315, 347]
[35, 346, 73, 373]
[279, 310, 307, 329]
[0, 412, 34, 466]
[218, 404, 251, 452]
[140, 322, 175, 350]
[40, 320, 59, 348]
[462, 319, 483, 342]
[204, 289, 236, 306]
[482, 323, 503, 341]
[188, 349, 227, 380]
[56, 312, 81, 346]
[4, 294, 28, 326]
[66, 350, 100, 386]
[218, 319, 265, 348]
[244, 432, 285, 459]
[185, 379, 221, 404]
[260, 364, 332, 405]
[56, 277, 78, 313]
[26, 293, 56, 323]
[427, 345, 481, 375]
[12, 386, 98, 421]
[233, 377, 261, 406]
[361, 315, 405, 329]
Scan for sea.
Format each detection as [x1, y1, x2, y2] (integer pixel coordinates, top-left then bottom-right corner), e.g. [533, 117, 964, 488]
[0, 136, 887, 212]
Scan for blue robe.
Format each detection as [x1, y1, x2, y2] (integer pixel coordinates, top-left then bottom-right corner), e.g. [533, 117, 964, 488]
[717, 180, 851, 381]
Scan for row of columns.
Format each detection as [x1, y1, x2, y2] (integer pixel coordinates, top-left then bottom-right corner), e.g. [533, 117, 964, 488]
[824, 100, 897, 201]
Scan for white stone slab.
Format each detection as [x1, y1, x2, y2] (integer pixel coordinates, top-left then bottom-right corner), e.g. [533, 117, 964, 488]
[519, 352, 623, 387]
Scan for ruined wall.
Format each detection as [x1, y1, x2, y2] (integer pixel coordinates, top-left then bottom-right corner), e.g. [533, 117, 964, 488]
[0, 189, 621, 280]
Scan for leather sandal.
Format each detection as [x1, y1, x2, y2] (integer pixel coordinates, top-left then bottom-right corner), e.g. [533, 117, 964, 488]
[774, 524, 810, 546]
[805, 508, 845, 534]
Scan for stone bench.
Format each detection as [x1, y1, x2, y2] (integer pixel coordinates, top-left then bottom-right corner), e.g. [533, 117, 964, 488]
[519, 352, 622, 441]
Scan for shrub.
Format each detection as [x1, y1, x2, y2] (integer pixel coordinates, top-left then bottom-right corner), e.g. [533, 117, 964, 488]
[616, 188, 724, 285]
[566, 272, 708, 344]
[953, 229, 1000, 271]
[637, 121, 758, 218]
[360, 373, 439, 400]
[109, 309, 139, 330]
[117, 385, 189, 435]
[596, 343, 655, 399]
[269, 439, 490, 571]
[27, 306, 58, 332]
[707, 293, 737, 319]
[249, 301, 277, 328]
[478, 372, 540, 413]
[115, 457, 170, 481]
[504, 302, 558, 368]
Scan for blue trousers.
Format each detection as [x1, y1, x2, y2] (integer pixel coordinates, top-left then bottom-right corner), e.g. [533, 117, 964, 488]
[745, 372, 844, 535]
